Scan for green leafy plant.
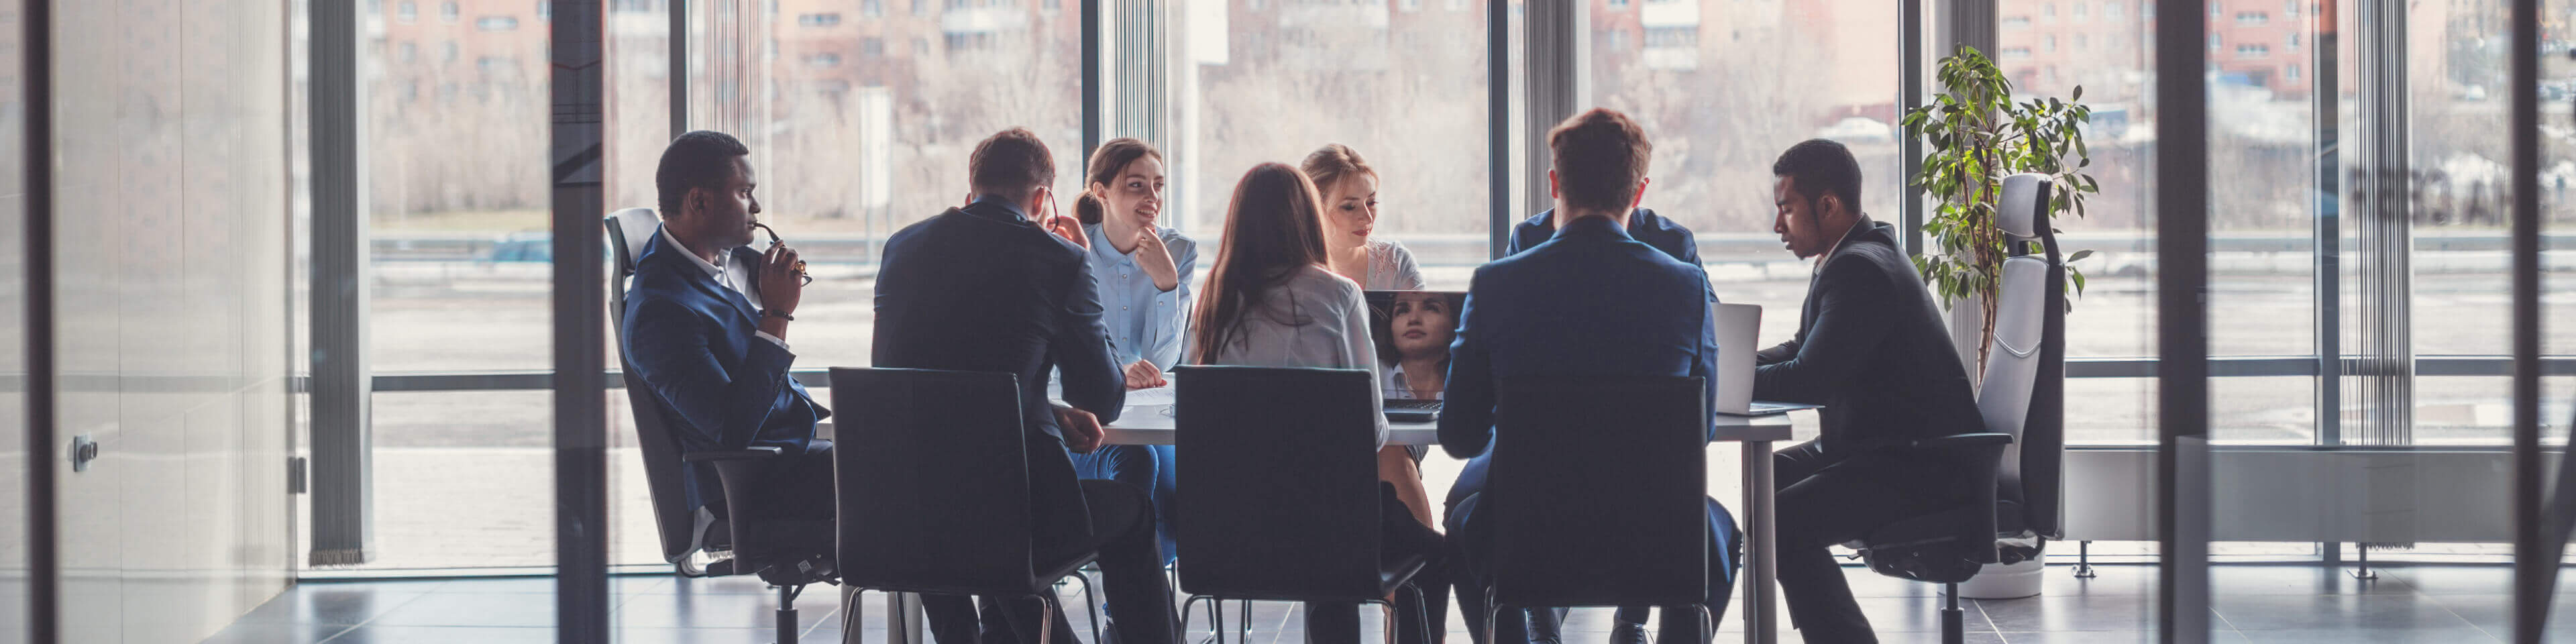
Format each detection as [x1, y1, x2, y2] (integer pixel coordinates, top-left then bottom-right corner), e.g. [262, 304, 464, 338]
[1900, 46, 2098, 372]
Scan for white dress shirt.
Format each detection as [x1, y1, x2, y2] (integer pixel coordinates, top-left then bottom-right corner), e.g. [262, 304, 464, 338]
[661, 227, 792, 350]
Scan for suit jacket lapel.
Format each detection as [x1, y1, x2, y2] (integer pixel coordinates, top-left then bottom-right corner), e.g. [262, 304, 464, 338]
[685, 261, 761, 328]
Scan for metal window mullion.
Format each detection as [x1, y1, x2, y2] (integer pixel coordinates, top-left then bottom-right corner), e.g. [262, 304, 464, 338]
[1901, 0, 1925, 256]
[2508, 0, 2546, 639]
[1486, 0, 1509, 259]
[671, 0, 688, 138]
[22, 0, 57, 639]
[1081, 0, 1101, 159]
[550, 1, 612, 641]
[2311, 0, 2340, 447]
[2153, 0, 2212, 641]
[307, 0, 375, 569]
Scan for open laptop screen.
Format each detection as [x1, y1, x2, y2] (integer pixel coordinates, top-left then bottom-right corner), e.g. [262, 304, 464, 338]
[1364, 290, 1467, 402]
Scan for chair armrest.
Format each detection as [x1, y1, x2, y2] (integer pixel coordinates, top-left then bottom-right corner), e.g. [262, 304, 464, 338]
[1911, 433, 2015, 449]
[682, 446, 787, 462]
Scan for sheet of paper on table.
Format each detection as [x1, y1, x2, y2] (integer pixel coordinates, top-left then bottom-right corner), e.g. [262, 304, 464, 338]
[1124, 386, 1175, 407]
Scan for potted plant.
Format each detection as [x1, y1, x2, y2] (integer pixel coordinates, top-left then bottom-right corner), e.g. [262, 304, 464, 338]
[1900, 46, 2098, 374]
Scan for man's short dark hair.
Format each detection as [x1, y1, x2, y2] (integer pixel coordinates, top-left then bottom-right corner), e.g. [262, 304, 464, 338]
[969, 127, 1057, 199]
[1547, 109, 1653, 215]
[1772, 138, 1864, 209]
[655, 130, 751, 217]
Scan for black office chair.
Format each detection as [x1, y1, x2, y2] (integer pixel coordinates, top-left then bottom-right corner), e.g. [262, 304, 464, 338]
[1171, 366, 1433, 644]
[1483, 376, 1715, 644]
[607, 209, 832, 644]
[830, 367, 1099, 644]
[1847, 172, 2063, 644]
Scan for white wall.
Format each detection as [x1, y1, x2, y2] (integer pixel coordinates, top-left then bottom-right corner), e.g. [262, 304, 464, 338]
[46, 0, 297, 641]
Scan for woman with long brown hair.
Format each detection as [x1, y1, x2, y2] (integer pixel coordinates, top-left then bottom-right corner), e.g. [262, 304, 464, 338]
[1191, 163, 1445, 644]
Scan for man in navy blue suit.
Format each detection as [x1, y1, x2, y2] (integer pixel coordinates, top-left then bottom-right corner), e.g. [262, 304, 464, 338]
[874, 127, 1178, 644]
[1440, 109, 1739, 644]
[1499, 144, 1709, 644]
[623, 130, 833, 572]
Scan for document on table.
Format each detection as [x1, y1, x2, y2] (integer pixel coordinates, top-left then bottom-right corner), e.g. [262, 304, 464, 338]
[1124, 386, 1175, 407]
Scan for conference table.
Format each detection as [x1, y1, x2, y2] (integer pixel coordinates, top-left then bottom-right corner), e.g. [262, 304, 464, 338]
[865, 396, 1799, 644]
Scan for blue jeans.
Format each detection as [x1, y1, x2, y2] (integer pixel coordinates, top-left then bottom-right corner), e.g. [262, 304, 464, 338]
[1067, 443, 1177, 566]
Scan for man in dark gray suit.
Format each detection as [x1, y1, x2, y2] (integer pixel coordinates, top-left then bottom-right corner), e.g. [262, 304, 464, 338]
[873, 127, 1177, 644]
[1754, 139, 1987, 644]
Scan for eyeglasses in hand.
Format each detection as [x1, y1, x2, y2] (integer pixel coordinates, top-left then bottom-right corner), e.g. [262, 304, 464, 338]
[750, 222, 814, 286]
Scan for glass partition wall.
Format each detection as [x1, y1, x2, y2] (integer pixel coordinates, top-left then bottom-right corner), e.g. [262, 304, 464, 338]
[244, 0, 2573, 642]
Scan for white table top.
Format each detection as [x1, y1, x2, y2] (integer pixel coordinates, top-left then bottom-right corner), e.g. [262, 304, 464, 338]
[1098, 403, 1795, 446]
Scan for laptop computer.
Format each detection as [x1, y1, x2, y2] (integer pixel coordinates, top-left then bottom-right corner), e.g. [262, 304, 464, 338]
[1714, 303, 1823, 417]
[1365, 290, 1468, 423]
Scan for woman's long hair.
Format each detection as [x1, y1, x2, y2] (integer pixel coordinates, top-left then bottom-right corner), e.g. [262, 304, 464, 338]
[1075, 138, 1162, 225]
[1190, 163, 1332, 364]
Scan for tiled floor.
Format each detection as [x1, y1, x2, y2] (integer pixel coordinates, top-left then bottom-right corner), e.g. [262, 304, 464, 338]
[203, 564, 2525, 643]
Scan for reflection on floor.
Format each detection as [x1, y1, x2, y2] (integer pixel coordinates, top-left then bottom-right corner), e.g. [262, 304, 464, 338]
[205, 564, 2522, 643]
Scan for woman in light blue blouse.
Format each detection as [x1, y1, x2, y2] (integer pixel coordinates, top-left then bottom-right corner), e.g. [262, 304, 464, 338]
[1070, 138, 1195, 566]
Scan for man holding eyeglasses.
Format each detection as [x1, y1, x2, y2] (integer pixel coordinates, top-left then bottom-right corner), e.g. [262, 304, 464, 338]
[622, 129, 834, 582]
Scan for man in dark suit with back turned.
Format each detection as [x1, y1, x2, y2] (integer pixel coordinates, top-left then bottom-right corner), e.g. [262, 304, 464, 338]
[1753, 139, 1986, 644]
[1441, 109, 1739, 644]
[873, 127, 1179, 644]
[622, 130, 833, 580]
[1499, 146, 1709, 644]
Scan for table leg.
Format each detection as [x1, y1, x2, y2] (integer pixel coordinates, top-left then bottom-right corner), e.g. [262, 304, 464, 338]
[1741, 440, 1776, 644]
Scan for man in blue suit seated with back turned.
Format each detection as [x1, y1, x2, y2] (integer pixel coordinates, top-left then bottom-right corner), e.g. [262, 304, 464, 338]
[1499, 125, 1711, 644]
[623, 130, 834, 580]
[1440, 108, 1739, 644]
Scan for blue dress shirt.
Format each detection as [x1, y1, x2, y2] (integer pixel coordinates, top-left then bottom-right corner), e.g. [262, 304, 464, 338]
[1082, 222, 1200, 369]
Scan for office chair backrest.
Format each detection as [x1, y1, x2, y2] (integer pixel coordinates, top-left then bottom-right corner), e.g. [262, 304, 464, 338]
[1984, 174, 2066, 538]
[1487, 376, 1709, 608]
[606, 209, 723, 566]
[833, 368, 1040, 594]
[1172, 365, 1383, 600]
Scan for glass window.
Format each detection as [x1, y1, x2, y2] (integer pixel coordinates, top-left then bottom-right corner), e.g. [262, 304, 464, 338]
[352, 0, 566, 570]
[1175, 1, 1493, 291]
[398, 0, 416, 21]
[1587, 0, 1896, 345]
[690, 0, 1081, 373]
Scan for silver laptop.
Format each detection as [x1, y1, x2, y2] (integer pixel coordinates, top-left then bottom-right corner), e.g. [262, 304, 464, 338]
[1714, 303, 1823, 417]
